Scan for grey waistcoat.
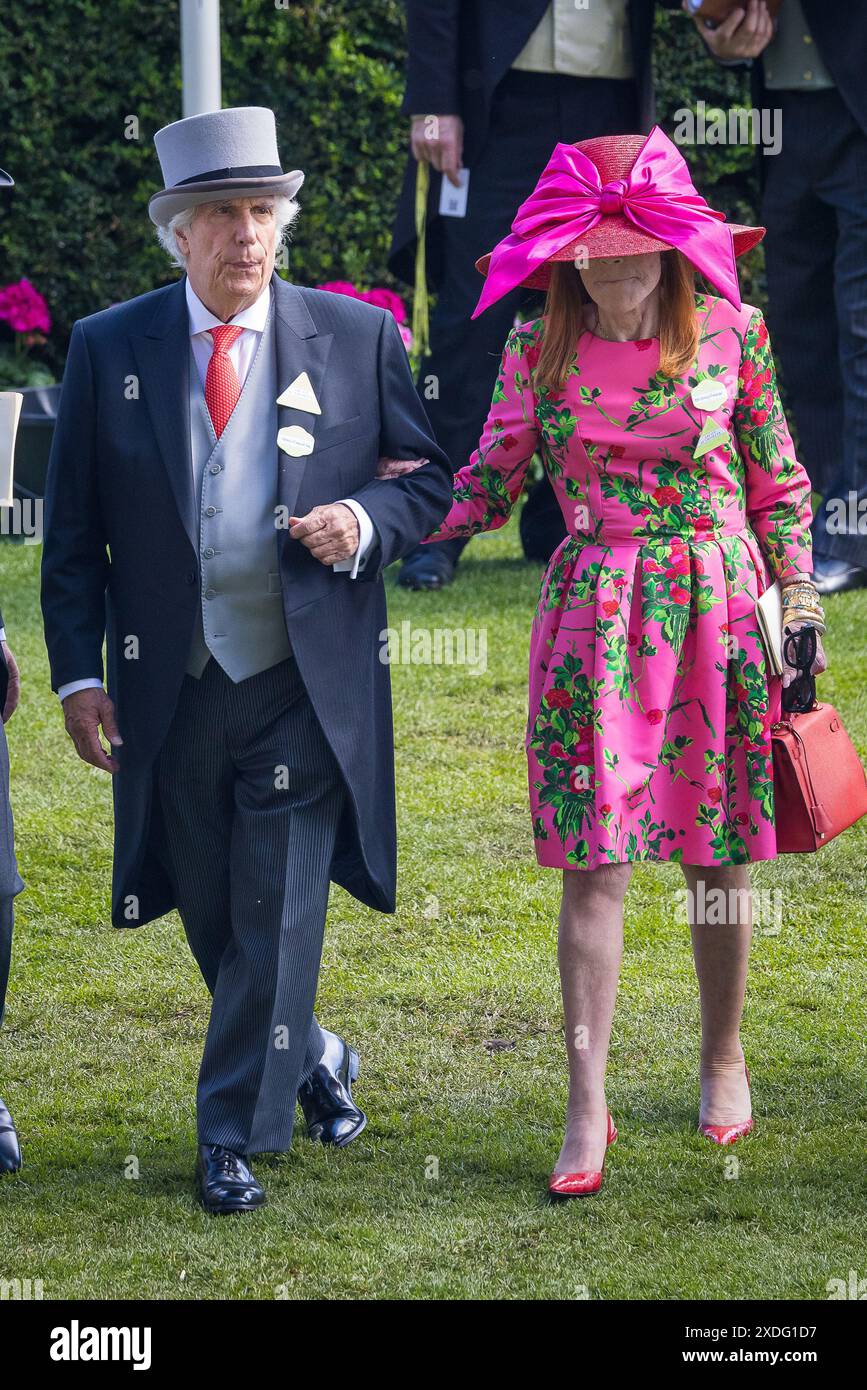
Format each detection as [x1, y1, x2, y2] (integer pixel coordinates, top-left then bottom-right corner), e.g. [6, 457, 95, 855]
[186, 303, 291, 682]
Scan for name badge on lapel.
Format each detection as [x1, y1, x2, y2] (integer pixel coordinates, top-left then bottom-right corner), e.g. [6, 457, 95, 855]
[277, 425, 316, 457]
[277, 371, 321, 415]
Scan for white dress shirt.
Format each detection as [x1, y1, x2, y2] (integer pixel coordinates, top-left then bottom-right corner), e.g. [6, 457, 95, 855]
[58, 279, 375, 702]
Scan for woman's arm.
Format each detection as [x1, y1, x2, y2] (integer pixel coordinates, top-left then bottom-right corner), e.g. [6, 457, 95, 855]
[733, 309, 813, 583]
[424, 325, 541, 542]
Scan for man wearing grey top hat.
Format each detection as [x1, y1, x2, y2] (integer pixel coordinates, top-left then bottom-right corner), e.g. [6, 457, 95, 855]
[41, 109, 452, 1212]
[0, 165, 26, 1176]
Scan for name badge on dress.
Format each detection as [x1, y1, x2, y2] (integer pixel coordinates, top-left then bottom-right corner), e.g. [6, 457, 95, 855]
[690, 379, 728, 411]
[693, 418, 729, 459]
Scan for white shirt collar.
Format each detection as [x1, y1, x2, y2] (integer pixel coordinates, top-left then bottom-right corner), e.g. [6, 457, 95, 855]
[185, 276, 272, 339]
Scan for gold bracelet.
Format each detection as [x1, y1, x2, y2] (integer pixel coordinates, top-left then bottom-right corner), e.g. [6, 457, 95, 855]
[783, 611, 826, 636]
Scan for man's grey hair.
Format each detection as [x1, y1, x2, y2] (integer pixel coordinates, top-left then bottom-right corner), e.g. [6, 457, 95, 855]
[156, 194, 300, 268]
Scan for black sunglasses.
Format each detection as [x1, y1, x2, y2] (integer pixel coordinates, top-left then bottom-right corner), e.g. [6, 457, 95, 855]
[782, 625, 817, 715]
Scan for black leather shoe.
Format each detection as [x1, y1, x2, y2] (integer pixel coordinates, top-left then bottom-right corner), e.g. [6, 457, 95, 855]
[196, 1145, 265, 1215]
[812, 557, 867, 595]
[398, 549, 457, 590]
[298, 1031, 366, 1147]
[0, 1097, 21, 1174]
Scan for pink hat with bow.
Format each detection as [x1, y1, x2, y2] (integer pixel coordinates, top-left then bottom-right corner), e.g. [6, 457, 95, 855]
[473, 126, 764, 318]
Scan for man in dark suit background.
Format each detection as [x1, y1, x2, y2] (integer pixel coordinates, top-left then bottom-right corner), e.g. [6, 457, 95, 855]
[0, 163, 26, 1175]
[389, 0, 679, 590]
[692, 0, 867, 594]
[41, 109, 452, 1212]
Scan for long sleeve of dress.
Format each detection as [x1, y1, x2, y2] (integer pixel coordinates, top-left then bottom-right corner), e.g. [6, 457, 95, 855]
[733, 309, 813, 583]
[424, 326, 541, 541]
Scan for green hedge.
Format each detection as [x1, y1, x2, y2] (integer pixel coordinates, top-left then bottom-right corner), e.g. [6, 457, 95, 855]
[0, 2, 761, 379]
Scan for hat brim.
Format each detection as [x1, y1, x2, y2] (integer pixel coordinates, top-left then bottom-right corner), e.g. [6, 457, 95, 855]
[475, 220, 766, 293]
[0, 168, 13, 187]
[148, 169, 304, 227]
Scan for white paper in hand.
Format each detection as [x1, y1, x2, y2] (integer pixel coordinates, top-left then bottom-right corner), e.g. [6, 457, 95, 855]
[0, 392, 23, 506]
[438, 167, 470, 218]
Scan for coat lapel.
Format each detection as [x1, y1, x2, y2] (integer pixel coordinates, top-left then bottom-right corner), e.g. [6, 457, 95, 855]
[130, 279, 197, 555]
[272, 275, 334, 523]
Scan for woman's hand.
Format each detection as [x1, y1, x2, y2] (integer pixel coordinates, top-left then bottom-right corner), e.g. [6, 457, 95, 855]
[375, 455, 428, 480]
[781, 618, 827, 690]
[684, 0, 775, 61]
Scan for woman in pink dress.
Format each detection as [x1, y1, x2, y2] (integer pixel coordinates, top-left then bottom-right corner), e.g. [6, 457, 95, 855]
[424, 128, 828, 1197]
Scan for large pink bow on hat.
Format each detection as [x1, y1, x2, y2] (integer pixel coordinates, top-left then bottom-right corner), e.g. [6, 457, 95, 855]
[472, 125, 740, 318]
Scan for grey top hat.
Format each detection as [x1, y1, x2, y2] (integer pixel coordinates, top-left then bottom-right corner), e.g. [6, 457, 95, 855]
[0, 169, 13, 186]
[148, 106, 303, 227]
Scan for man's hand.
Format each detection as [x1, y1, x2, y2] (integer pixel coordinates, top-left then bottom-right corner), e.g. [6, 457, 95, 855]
[685, 0, 774, 61]
[62, 687, 123, 773]
[288, 503, 360, 565]
[2, 643, 20, 724]
[410, 114, 464, 187]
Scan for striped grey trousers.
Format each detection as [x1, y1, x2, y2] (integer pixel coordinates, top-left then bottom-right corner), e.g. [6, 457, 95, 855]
[156, 654, 345, 1154]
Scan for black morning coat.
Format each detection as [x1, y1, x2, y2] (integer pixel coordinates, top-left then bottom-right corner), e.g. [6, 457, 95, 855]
[40, 273, 453, 927]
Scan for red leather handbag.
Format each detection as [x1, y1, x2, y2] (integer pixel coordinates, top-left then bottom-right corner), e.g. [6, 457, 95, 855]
[772, 701, 867, 853]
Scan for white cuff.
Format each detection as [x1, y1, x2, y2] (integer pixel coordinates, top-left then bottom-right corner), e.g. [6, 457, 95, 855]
[0, 628, 6, 643]
[333, 499, 375, 579]
[58, 677, 104, 703]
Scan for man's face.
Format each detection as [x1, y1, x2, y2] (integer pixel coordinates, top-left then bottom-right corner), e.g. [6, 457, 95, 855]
[176, 196, 279, 313]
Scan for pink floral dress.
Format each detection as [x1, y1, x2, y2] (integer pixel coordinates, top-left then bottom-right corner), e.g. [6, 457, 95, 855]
[426, 294, 814, 869]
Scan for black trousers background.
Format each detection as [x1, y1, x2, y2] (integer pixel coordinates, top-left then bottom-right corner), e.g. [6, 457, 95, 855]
[0, 718, 24, 1029]
[410, 69, 640, 570]
[761, 88, 867, 568]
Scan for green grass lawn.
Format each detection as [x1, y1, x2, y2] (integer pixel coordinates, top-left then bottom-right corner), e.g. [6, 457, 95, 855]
[1, 525, 865, 1301]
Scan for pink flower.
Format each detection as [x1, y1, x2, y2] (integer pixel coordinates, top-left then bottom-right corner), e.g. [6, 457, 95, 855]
[548, 741, 566, 759]
[317, 280, 360, 298]
[359, 287, 407, 324]
[398, 323, 414, 351]
[0, 278, 51, 334]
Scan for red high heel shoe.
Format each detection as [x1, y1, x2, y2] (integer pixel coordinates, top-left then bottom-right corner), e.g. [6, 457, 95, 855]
[548, 1111, 617, 1199]
[698, 1064, 753, 1146]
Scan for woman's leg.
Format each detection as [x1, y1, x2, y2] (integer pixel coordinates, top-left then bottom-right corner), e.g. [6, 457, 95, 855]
[555, 863, 632, 1173]
[682, 863, 753, 1126]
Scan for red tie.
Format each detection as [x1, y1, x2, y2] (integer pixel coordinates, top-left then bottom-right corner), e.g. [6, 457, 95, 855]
[204, 324, 244, 438]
